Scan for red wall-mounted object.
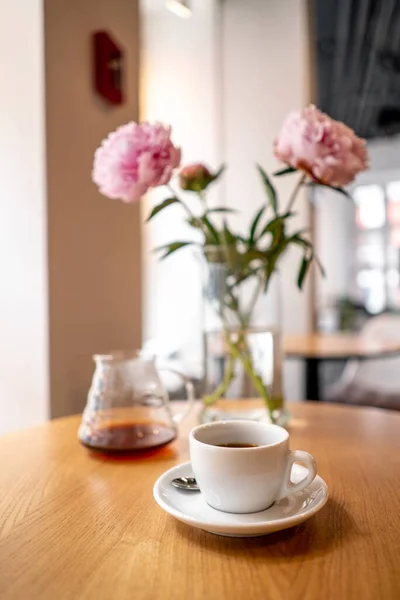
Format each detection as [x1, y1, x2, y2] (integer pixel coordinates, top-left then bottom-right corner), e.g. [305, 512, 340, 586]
[93, 30, 124, 106]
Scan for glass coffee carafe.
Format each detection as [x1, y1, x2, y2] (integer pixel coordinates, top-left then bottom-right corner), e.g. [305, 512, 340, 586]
[78, 351, 194, 452]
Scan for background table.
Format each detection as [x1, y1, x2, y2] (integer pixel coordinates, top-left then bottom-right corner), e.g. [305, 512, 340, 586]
[0, 402, 400, 600]
[284, 333, 400, 400]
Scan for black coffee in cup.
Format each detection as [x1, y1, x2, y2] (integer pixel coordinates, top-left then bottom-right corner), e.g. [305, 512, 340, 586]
[216, 443, 259, 448]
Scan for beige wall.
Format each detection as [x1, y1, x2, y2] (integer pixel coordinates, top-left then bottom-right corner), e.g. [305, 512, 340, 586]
[0, 0, 49, 434]
[45, 0, 142, 418]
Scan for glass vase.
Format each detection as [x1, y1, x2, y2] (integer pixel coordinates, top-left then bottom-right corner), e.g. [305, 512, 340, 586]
[200, 249, 288, 426]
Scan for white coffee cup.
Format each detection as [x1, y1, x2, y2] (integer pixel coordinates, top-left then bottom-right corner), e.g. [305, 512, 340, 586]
[189, 420, 317, 514]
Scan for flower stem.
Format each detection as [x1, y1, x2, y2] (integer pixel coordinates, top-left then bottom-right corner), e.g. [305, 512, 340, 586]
[243, 279, 264, 328]
[224, 331, 277, 423]
[203, 270, 280, 423]
[203, 351, 236, 406]
[286, 173, 306, 213]
[166, 184, 195, 220]
[198, 190, 207, 210]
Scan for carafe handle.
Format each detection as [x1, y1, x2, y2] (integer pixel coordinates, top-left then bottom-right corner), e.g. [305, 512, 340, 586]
[158, 368, 195, 423]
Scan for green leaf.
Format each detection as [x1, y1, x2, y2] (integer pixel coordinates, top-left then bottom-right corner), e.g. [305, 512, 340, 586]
[201, 215, 220, 244]
[306, 181, 351, 199]
[236, 235, 248, 245]
[258, 212, 294, 240]
[154, 241, 194, 259]
[211, 164, 226, 182]
[244, 248, 269, 263]
[147, 197, 180, 221]
[273, 165, 297, 177]
[259, 217, 284, 252]
[206, 207, 236, 214]
[231, 266, 263, 287]
[297, 256, 311, 289]
[329, 185, 351, 199]
[289, 234, 326, 279]
[187, 216, 202, 229]
[222, 220, 237, 245]
[289, 233, 313, 249]
[315, 255, 326, 277]
[249, 206, 266, 245]
[221, 221, 241, 272]
[263, 255, 279, 292]
[257, 165, 278, 214]
[267, 237, 289, 279]
[259, 217, 282, 238]
[290, 228, 311, 238]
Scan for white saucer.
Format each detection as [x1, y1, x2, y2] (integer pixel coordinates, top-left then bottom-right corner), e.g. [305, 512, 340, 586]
[153, 461, 329, 538]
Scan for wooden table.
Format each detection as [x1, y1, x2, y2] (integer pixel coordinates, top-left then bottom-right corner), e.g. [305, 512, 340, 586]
[1, 402, 400, 600]
[284, 333, 400, 400]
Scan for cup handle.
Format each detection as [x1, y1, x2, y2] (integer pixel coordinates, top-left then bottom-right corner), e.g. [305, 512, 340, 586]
[158, 367, 195, 423]
[276, 450, 317, 501]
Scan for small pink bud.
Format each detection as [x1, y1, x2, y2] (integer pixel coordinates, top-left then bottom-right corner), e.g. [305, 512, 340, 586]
[179, 163, 213, 192]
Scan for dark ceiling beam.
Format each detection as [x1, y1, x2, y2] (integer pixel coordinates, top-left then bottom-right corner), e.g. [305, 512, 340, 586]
[332, 0, 353, 122]
[344, 0, 371, 130]
[354, 0, 397, 134]
[315, 0, 400, 138]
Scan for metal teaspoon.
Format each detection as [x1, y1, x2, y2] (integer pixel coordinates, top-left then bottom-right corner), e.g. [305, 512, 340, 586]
[171, 476, 200, 491]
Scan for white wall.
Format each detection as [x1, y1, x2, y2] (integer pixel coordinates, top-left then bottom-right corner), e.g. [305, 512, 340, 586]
[0, 0, 49, 433]
[141, 0, 221, 370]
[141, 0, 312, 399]
[366, 135, 400, 172]
[222, 0, 311, 400]
[315, 135, 400, 314]
[315, 188, 353, 305]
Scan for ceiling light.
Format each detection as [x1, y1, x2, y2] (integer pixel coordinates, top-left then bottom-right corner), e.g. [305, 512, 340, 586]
[166, 0, 192, 19]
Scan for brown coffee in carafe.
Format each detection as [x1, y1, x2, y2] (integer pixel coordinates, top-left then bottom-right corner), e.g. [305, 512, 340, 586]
[78, 352, 194, 453]
[80, 422, 176, 452]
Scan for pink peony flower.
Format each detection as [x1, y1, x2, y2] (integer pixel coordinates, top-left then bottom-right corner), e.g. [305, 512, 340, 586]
[274, 105, 368, 187]
[179, 163, 213, 191]
[92, 122, 181, 203]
